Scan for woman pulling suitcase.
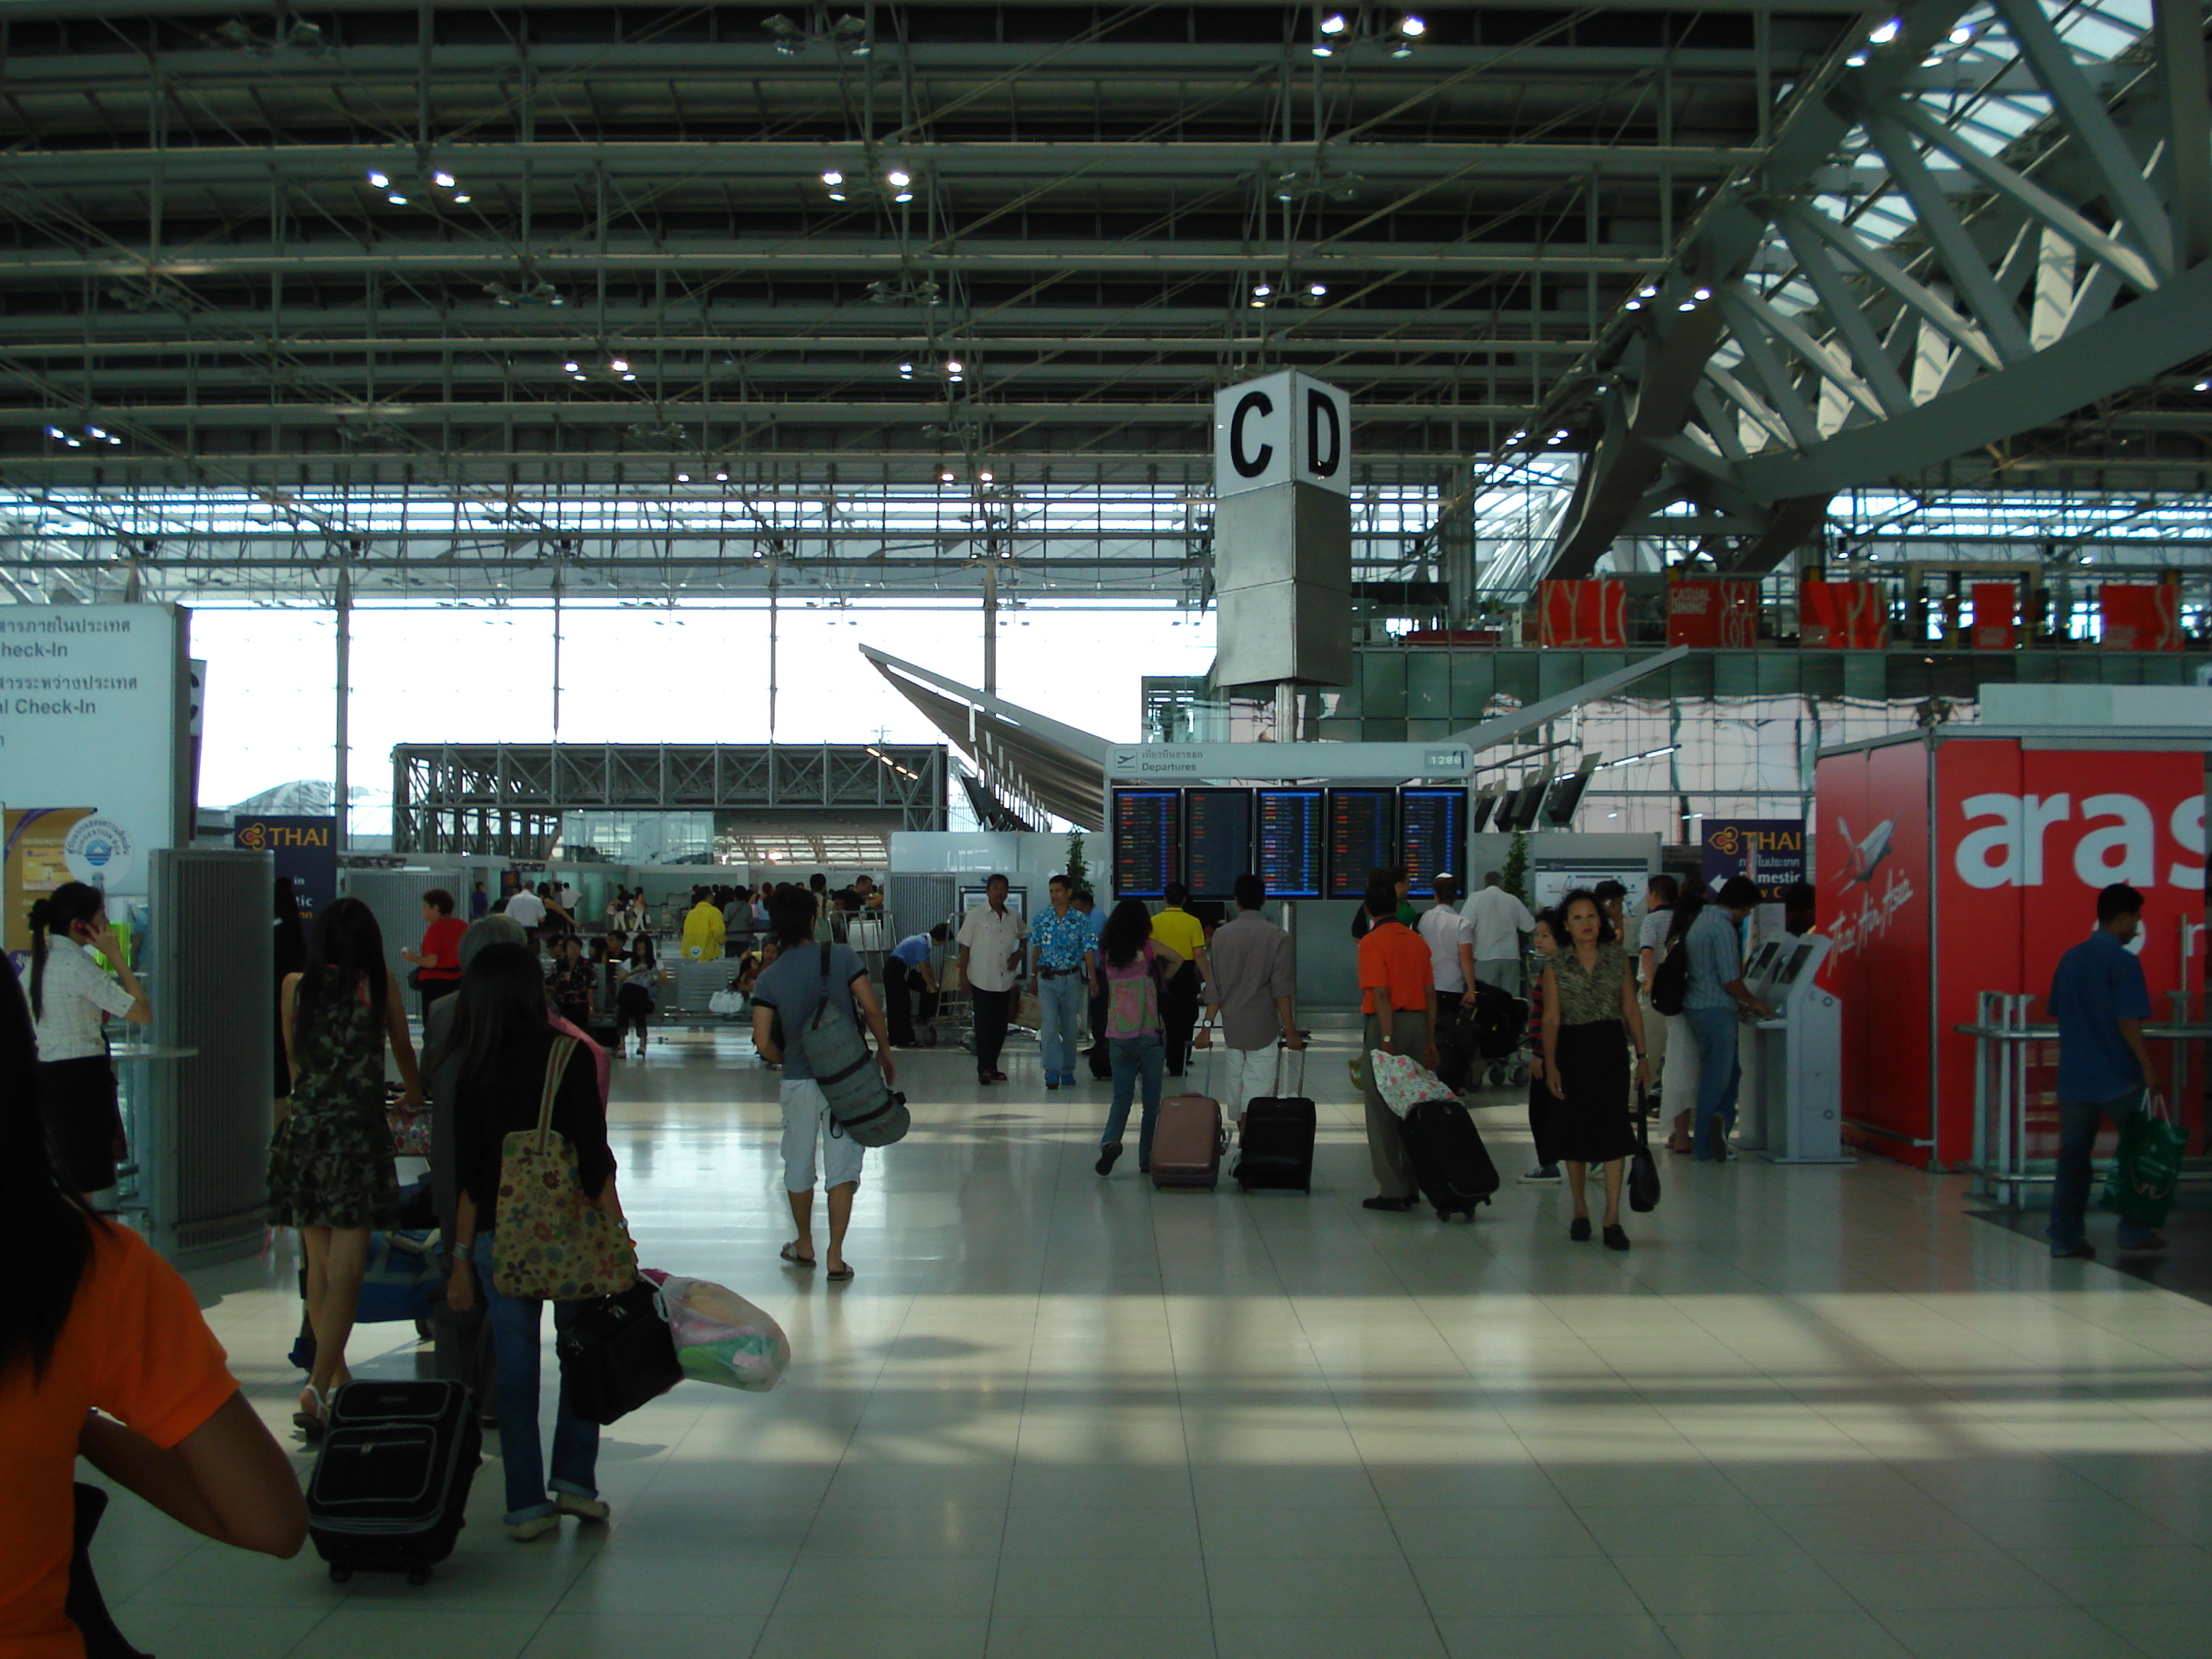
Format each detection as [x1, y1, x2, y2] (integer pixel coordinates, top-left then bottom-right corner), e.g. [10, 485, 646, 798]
[1538, 889, 1649, 1251]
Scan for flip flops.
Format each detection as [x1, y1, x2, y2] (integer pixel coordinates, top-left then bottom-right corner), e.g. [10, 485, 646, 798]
[779, 1241, 816, 1268]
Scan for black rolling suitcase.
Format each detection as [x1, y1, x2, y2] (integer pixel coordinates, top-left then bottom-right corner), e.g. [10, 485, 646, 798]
[307, 1379, 481, 1585]
[1398, 1097, 1500, 1220]
[1234, 1048, 1316, 1193]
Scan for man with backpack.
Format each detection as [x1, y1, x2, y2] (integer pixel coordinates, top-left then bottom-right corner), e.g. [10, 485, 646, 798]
[1465, 871, 1535, 998]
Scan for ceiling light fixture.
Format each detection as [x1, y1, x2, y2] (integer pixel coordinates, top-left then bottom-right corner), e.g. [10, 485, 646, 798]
[1949, 24, 1975, 45]
[366, 170, 390, 189]
[386, 193, 408, 204]
[432, 170, 457, 189]
[1868, 17, 1902, 44]
[1308, 281, 1328, 297]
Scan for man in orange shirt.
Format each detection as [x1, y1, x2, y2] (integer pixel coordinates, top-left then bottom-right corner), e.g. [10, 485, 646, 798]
[1357, 874, 1438, 1212]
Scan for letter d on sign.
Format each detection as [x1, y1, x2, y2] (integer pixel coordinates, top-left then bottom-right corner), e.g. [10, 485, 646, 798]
[1306, 387, 1341, 480]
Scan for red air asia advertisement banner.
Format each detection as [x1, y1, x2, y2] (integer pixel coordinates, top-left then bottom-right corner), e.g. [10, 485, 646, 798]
[1799, 580, 1888, 649]
[2099, 583, 2182, 650]
[1816, 740, 1934, 1162]
[1969, 583, 2018, 650]
[1934, 742, 2206, 1161]
[1819, 735, 2208, 1166]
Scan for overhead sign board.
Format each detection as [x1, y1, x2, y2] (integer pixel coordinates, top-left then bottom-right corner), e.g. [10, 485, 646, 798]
[1106, 742, 1471, 782]
[1213, 370, 1352, 500]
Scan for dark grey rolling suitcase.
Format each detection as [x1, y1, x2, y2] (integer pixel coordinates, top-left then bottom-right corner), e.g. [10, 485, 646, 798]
[1233, 1048, 1316, 1193]
[307, 1379, 481, 1585]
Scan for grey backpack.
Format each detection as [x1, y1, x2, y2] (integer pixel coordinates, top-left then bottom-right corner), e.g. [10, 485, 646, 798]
[799, 943, 910, 1147]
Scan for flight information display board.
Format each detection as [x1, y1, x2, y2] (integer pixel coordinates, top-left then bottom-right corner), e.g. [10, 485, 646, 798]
[1182, 788, 1254, 901]
[1400, 788, 1469, 892]
[1256, 788, 1325, 899]
[1325, 788, 1396, 899]
[1111, 789, 1181, 898]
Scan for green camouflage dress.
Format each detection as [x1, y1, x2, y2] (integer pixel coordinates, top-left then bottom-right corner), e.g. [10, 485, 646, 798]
[266, 981, 400, 1229]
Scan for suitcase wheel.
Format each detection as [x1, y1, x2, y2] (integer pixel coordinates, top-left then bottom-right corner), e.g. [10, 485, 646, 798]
[406, 1566, 432, 1587]
[329, 1565, 352, 1585]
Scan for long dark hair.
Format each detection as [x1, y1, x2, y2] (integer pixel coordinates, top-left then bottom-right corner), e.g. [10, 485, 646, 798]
[445, 942, 552, 1093]
[292, 895, 388, 1035]
[0, 953, 108, 1381]
[1100, 899, 1154, 968]
[26, 881, 105, 1022]
[1557, 888, 1617, 947]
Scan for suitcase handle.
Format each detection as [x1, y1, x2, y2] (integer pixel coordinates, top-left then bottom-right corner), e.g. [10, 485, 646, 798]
[1274, 1042, 1305, 1097]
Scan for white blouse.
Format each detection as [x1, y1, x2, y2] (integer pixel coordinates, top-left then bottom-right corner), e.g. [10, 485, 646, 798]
[29, 936, 138, 1064]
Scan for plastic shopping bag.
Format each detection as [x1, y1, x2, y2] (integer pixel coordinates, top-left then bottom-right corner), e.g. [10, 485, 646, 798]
[640, 1269, 791, 1393]
[1369, 1048, 1457, 1118]
[2100, 1092, 2188, 1228]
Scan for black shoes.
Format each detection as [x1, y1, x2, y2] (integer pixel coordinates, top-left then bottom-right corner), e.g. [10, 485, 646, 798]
[1569, 1216, 1593, 1242]
[1603, 1223, 1630, 1251]
[1095, 1142, 1122, 1176]
[1363, 1195, 1416, 1212]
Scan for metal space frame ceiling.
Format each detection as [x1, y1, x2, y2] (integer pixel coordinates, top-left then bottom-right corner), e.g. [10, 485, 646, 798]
[0, 1, 2197, 612]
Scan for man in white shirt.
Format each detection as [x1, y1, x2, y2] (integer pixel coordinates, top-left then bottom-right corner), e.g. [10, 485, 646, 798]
[956, 873, 1027, 1086]
[1416, 875, 1478, 1010]
[1464, 871, 1535, 996]
[501, 884, 547, 950]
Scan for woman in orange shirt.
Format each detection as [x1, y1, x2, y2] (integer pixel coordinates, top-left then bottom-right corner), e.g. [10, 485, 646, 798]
[0, 967, 306, 1659]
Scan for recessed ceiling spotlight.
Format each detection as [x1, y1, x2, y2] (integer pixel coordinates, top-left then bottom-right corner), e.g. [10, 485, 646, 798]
[1869, 17, 1901, 44]
[44, 424, 64, 439]
[886, 168, 912, 188]
[1252, 282, 1273, 297]
[1399, 14, 1426, 35]
[945, 359, 963, 375]
[1320, 12, 1348, 34]
[452, 193, 472, 204]
[564, 360, 580, 372]
[387, 193, 408, 204]
[716, 471, 729, 482]
[1693, 286, 1712, 300]
[609, 358, 629, 372]
[822, 170, 843, 186]
[366, 170, 390, 188]
[940, 469, 957, 483]
[1949, 24, 1975, 45]
[677, 472, 690, 482]
[86, 426, 106, 439]
[432, 170, 457, 188]
[1308, 282, 1328, 297]
[979, 469, 994, 482]
[621, 372, 637, 382]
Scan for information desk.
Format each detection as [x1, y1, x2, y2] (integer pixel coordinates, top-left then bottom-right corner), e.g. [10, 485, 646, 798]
[1183, 788, 1254, 901]
[1399, 788, 1468, 893]
[1325, 788, 1395, 899]
[1111, 790, 1180, 897]
[1256, 788, 1324, 899]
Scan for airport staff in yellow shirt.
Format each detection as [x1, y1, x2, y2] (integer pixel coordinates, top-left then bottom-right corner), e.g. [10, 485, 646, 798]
[1148, 884, 1210, 1078]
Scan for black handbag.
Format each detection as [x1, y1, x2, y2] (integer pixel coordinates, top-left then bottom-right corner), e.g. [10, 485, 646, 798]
[557, 1277, 683, 1426]
[1628, 1095, 1662, 1214]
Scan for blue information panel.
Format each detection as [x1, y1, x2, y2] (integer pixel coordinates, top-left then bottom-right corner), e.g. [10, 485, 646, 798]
[1400, 788, 1469, 894]
[1325, 788, 1396, 899]
[1256, 788, 1324, 899]
[1182, 788, 1254, 902]
[1111, 789, 1181, 898]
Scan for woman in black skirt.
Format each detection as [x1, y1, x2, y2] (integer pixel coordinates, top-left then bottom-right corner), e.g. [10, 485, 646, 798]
[26, 883, 152, 1199]
[1539, 889, 1647, 1251]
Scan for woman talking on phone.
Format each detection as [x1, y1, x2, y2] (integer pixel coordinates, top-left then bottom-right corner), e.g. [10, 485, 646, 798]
[25, 882, 151, 1202]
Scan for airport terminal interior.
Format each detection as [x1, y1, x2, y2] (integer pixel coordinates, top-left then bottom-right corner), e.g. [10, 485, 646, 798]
[3, 2, 2212, 1658]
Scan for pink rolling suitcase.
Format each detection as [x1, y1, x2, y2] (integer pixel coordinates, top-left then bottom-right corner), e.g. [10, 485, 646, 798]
[1151, 1091, 1227, 1190]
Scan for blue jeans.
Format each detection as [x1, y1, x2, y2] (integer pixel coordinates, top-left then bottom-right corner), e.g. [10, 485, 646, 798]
[1038, 972, 1087, 1079]
[1102, 1033, 1165, 1166]
[471, 1234, 601, 1524]
[1685, 1006, 1742, 1160]
[2047, 1087, 2158, 1254]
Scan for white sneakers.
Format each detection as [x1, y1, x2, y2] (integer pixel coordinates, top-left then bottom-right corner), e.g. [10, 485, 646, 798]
[509, 1495, 611, 1541]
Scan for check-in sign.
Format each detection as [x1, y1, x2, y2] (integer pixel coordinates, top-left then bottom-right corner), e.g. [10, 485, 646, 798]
[1213, 371, 1352, 500]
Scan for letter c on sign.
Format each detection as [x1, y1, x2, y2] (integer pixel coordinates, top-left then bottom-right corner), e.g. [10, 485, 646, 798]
[1231, 392, 1274, 477]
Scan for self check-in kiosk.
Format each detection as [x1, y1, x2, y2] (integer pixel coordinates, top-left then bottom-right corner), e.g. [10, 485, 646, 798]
[1741, 934, 1848, 1164]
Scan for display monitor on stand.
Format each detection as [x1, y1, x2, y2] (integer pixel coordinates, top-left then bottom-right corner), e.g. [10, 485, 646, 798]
[1182, 788, 1255, 902]
[1324, 788, 1395, 899]
[1256, 788, 1325, 899]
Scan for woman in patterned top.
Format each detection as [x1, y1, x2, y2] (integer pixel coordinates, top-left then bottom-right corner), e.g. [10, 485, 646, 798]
[266, 897, 423, 1433]
[1538, 889, 1647, 1251]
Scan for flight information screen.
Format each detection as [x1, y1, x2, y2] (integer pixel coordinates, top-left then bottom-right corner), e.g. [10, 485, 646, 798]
[1256, 789, 1325, 899]
[1111, 790, 1180, 898]
[1182, 788, 1254, 901]
[1325, 788, 1396, 899]
[1400, 788, 1469, 893]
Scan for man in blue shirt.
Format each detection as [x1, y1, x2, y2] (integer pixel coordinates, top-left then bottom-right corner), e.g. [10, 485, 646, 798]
[1028, 874, 1101, 1091]
[884, 923, 949, 1048]
[2046, 883, 2165, 1259]
[1681, 876, 1771, 1161]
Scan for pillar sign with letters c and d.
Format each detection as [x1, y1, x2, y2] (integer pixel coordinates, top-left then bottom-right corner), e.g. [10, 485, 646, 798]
[1213, 372, 1352, 500]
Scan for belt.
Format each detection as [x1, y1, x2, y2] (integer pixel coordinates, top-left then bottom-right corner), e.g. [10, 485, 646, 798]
[1040, 965, 1087, 977]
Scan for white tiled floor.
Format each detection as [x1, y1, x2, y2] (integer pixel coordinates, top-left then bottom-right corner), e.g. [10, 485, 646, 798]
[91, 1022, 2212, 1659]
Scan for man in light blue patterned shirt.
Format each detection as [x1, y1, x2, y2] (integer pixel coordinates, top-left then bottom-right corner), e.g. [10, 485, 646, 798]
[1028, 874, 1100, 1092]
